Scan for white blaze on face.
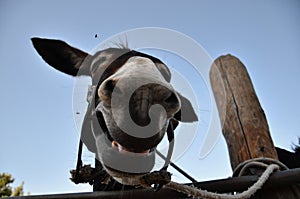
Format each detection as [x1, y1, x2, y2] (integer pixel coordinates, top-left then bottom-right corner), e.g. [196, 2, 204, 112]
[110, 56, 167, 83]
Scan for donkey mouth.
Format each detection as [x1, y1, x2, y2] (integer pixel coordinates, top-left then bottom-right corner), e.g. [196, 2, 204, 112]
[99, 137, 156, 180]
[111, 140, 151, 156]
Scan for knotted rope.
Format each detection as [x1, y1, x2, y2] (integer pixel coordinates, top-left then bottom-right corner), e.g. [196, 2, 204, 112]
[141, 158, 287, 199]
[71, 158, 287, 199]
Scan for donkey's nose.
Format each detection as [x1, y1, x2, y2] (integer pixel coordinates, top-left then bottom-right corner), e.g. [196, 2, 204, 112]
[163, 91, 180, 112]
[129, 84, 181, 126]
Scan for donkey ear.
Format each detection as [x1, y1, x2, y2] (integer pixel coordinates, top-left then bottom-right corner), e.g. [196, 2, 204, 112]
[31, 37, 90, 76]
[174, 93, 198, 122]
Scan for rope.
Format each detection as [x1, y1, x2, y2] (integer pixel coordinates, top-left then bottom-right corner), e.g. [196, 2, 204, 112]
[233, 158, 288, 177]
[165, 164, 279, 199]
[141, 158, 287, 199]
[72, 158, 285, 198]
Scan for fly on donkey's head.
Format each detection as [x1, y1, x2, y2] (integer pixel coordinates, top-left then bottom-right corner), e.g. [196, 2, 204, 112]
[31, 37, 198, 186]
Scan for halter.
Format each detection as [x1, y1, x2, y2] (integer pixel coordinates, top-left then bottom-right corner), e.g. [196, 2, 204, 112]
[76, 50, 175, 181]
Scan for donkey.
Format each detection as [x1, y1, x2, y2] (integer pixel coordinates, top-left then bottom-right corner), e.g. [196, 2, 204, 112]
[31, 37, 197, 190]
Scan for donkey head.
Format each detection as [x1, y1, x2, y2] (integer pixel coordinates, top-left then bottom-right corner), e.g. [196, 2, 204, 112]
[31, 37, 197, 185]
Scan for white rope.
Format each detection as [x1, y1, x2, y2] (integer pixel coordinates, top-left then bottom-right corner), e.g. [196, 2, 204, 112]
[233, 158, 288, 177]
[165, 164, 279, 199]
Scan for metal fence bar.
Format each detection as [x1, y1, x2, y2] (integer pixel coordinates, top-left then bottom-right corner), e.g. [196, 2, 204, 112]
[9, 168, 300, 199]
[192, 168, 300, 193]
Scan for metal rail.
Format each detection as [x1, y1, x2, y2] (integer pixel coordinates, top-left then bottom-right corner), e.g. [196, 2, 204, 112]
[9, 168, 300, 199]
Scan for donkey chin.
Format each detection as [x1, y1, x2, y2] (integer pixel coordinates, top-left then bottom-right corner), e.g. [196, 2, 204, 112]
[92, 121, 159, 185]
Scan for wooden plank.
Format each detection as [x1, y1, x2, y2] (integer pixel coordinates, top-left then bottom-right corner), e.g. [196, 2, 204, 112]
[210, 54, 278, 170]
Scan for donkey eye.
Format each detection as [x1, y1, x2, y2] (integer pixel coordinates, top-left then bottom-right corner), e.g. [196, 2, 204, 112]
[91, 57, 106, 73]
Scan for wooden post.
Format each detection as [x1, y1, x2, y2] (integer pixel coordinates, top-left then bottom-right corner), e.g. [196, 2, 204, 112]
[209, 54, 278, 170]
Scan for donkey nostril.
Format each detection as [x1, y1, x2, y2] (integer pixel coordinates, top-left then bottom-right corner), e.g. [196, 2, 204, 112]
[105, 79, 116, 92]
[99, 79, 118, 102]
[164, 92, 179, 105]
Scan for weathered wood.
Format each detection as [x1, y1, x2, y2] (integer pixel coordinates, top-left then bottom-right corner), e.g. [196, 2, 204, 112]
[209, 55, 300, 198]
[210, 54, 278, 170]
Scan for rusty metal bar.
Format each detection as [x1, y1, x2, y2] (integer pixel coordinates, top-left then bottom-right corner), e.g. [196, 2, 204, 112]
[9, 168, 300, 199]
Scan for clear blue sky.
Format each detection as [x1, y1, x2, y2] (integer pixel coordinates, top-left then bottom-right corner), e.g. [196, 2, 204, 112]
[0, 0, 299, 195]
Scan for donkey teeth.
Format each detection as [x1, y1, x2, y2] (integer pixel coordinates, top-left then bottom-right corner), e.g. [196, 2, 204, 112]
[111, 140, 150, 155]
